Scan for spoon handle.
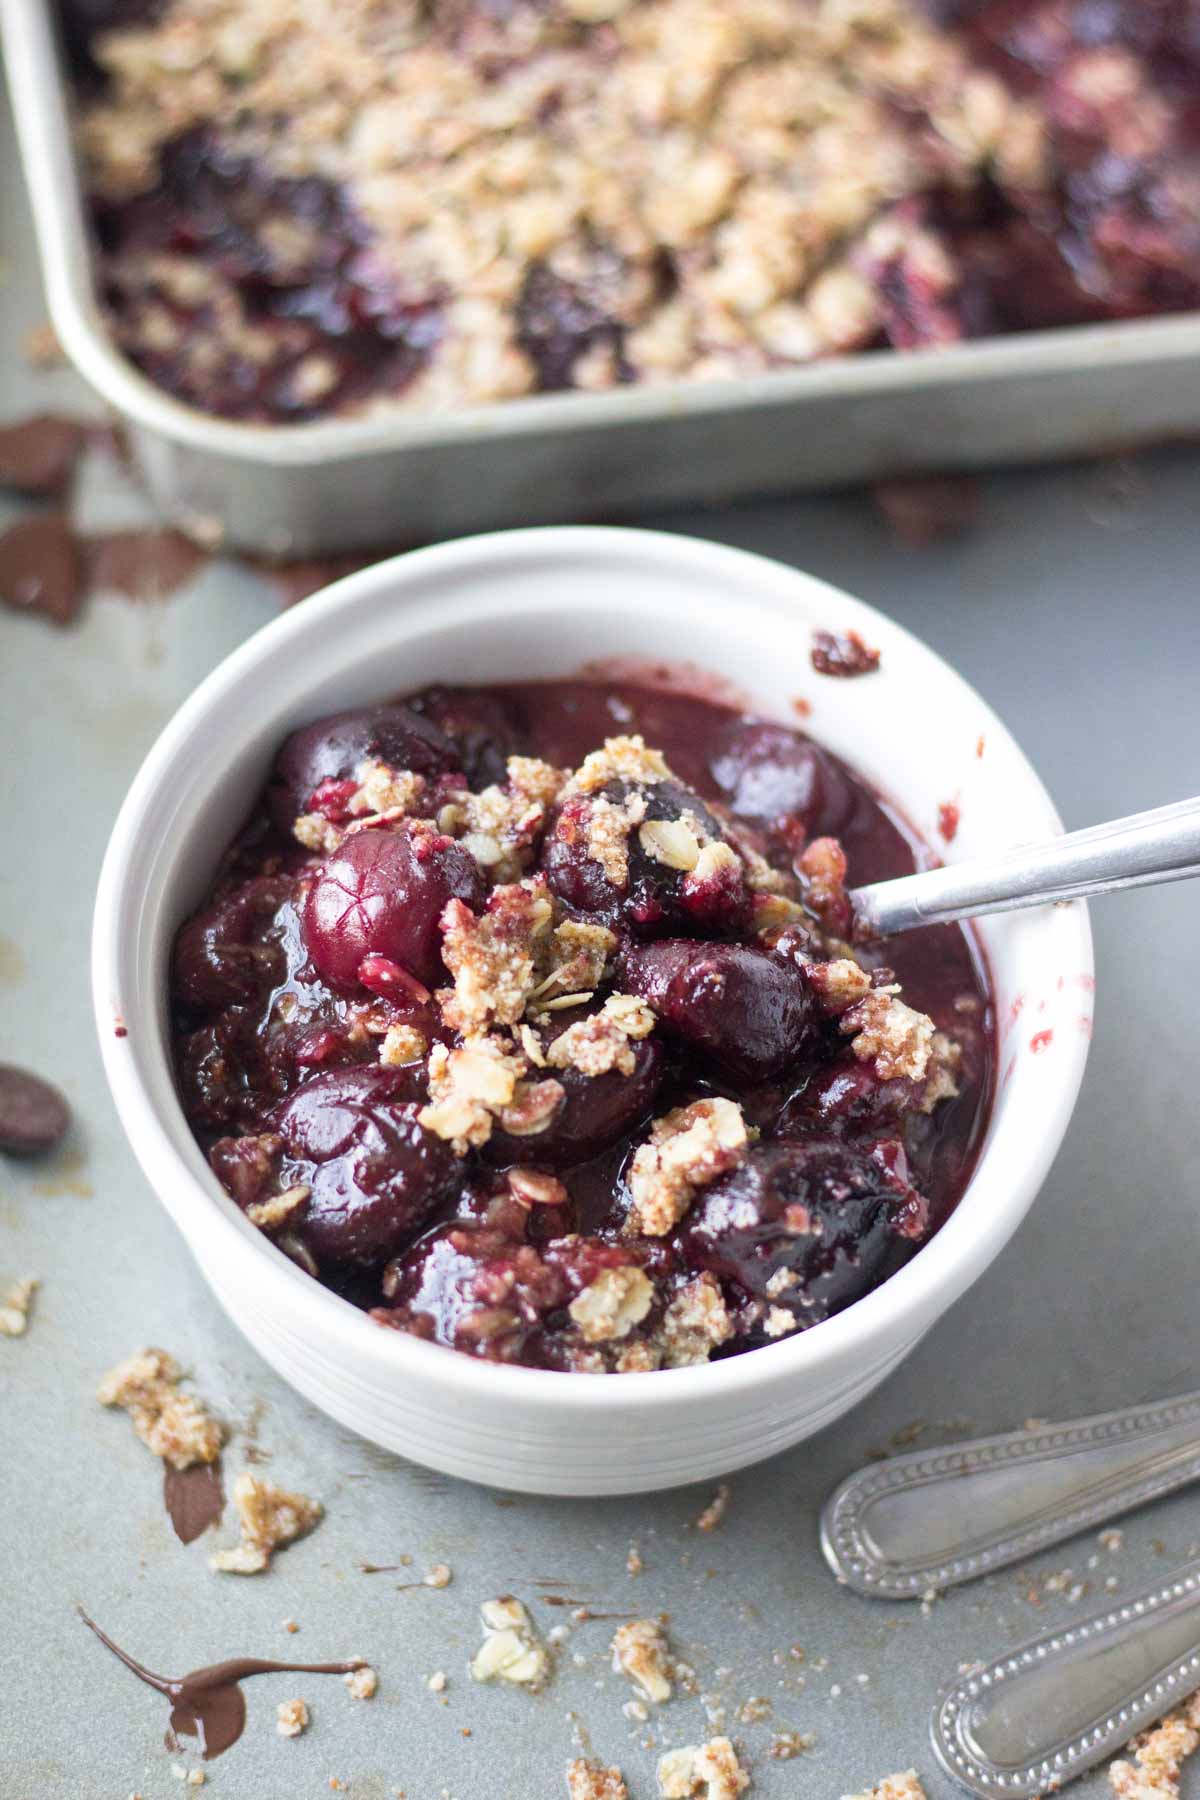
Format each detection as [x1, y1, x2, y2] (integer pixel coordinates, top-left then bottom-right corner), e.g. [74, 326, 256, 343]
[850, 796, 1200, 936]
[931, 1559, 1200, 1798]
[820, 1391, 1200, 1598]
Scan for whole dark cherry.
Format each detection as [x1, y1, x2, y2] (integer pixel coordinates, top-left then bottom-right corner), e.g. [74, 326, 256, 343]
[301, 824, 484, 990]
[710, 723, 855, 842]
[541, 777, 748, 937]
[676, 1135, 921, 1333]
[619, 939, 817, 1088]
[269, 1064, 459, 1265]
[173, 873, 295, 1013]
[485, 1032, 666, 1169]
[404, 685, 524, 790]
[268, 703, 460, 835]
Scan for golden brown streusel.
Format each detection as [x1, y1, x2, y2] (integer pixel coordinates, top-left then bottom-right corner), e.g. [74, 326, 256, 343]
[418, 1033, 531, 1152]
[276, 1697, 309, 1737]
[438, 884, 554, 1032]
[841, 988, 935, 1084]
[245, 1183, 310, 1232]
[842, 1774, 928, 1800]
[654, 1273, 734, 1367]
[209, 1470, 322, 1574]
[1109, 1693, 1200, 1800]
[469, 1595, 549, 1688]
[97, 1347, 223, 1469]
[0, 1276, 39, 1338]
[627, 1098, 748, 1236]
[380, 1022, 428, 1066]
[567, 1759, 630, 1800]
[546, 992, 657, 1077]
[344, 1663, 378, 1699]
[569, 1266, 656, 1343]
[657, 1736, 750, 1799]
[612, 1617, 674, 1704]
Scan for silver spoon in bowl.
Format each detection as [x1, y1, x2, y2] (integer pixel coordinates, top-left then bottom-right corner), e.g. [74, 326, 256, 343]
[850, 796, 1200, 937]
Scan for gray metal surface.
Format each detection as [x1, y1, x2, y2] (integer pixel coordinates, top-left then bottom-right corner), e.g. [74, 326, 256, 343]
[6, 79, 1200, 1800]
[9, 0, 1200, 556]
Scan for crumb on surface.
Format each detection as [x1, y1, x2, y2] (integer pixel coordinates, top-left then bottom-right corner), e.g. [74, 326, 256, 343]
[770, 1730, 815, 1759]
[568, 1758, 630, 1800]
[1109, 1692, 1200, 1800]
[0, 1276, 39, 1338]
[627, 1098, 747, 1236]
[209, 1470, 322, 1574]
[470, 1595, 549, 1688]
[344, 1663, 378, 1699]
[97, 1347, 222, 1469]
[695, 1484, 730, 1534]
[424, 1562, 453, 1588]
[612, 1617, 674, 1704]
[1100, 1529, 1125, 1552]
[277, 1697, 309, 1737]
[427, 1670, 448, 1692]
[657, 1736, 750, 1799]
[842, 1773, 928, 1800]
[627, 1542, 644, 1577]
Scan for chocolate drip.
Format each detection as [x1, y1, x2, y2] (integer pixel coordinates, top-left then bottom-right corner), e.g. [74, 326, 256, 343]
[162, 1460, 225, 1545]
[78, 1609, 364, 1759]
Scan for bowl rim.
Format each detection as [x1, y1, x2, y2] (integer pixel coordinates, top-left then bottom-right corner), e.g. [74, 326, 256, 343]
[93, 524, 1093, 1413]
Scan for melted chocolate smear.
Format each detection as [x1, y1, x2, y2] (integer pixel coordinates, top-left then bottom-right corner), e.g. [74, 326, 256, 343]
[163, 1460, 225, 1545]
[78, 1610, 364, 1760]
[84, 529, 208, 602]
[0, 515, 84, 625]
[0, 415, 88, 497]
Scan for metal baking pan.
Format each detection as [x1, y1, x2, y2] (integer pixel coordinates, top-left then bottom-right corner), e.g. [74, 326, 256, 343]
[8, 0, 1200, 557]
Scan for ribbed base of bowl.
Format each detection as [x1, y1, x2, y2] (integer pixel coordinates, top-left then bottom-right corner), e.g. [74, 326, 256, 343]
[198, 1247, 922, 1495]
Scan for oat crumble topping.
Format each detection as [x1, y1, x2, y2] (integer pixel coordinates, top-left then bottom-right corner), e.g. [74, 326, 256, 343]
[97, 1347, 223, 1469]
[0, 1276, 39, 1338]
[585, 791, 649, 889]
[277, 1697, 310, 1737]
[1110, 1694, 1200, 1800]
[438, 885, 554, 1032]
[567, 1760, 630, 1800]
[612, 1617, 674, 1704]
[841, 987, 935, 1084]
[246, 1183, 310, 1232]
[627, 1098, 748, 1236]
[657, 1736, 750, 1800]
[769, 1730, 815, 1759]
[380, 1022, 428, 1065]
[419, 1034, 548, 1152]
[546, 993, 657, 1077]
[344, 1663, 378, 1699]
[470, 1595, 549, 1688]
[209, 1471, 323, 1574]
[569, 1265, 656, 1342]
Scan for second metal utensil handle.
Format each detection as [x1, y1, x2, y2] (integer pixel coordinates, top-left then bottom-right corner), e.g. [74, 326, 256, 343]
[821, 1391, 1200, 1598]
[932, 1558, 1200, 1798]
[851, 796, 1200, 936]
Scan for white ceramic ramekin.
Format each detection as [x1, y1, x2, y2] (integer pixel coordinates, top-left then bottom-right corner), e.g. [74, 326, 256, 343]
[93, 527, 1093, 1495]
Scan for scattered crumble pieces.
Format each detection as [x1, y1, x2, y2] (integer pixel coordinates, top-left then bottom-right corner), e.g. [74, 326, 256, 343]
[1100, 1529, 1125, 1552]
[842, 1773, 927, 1800]
[770, 1731, 815, 1760]
[737, 1696, 771, 1723]
[612, 1618, 674, 1704]
[695, 1484, 730, 1534]
[209, 1471, 323, 1574]
[380, 1022, 428, 1066]
[97, 1347, 223, 1469]
[344, 1664, 378, 1699]
[1109, 1694, 1200, 1800]
[438, 885, 553, 1032]
[585, 791, 649, 887]
[571, 737, 672, 796]
[627, 1099, 748, 1236]
[530, 919, 618, 1007]
[653, 1275, 734, 1368]
[470, 1595, 549, 1689]
[567, 1759, 630, 1800]
[841, 989, 935, 1085]
[424, 1563, 453, 1588]
[283, 1618, 300, 1634]
[427, 1670, 448, 1693]
[277, 1697, 309, 1737]
[0, 1276, 39, 1338]
[627, 1543, 644, 1577]
[570, 1266, 656, 1343]
[546, 993, 657, 1077]
[418, 1033, 538, 1152]
[657, 1737, 750, 1800]
[245, 1183, 310, 1232]
[763, 1306, 797, 1339]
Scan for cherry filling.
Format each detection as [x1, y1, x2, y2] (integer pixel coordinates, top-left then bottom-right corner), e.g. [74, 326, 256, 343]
[171, 679, 994, 1372]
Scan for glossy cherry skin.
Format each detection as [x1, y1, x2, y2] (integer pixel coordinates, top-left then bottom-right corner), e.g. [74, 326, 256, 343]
[676, 1135, 916, 1330]
[404, 685, 523, 790]
[173, 873, 295, 1013]
[269, 1064, 459, 1265]
[485, 1034, 666, 1169]
[541, 776, 748, 937]
[710, 722, 855, 840]
[301, 825, 485, 990]
[268, 702, 459, 833]
[619, 938, 817, 1088]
